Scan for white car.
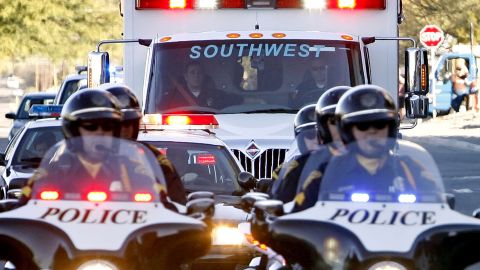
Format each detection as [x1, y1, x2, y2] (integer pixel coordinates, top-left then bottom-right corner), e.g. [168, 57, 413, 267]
[0, 118, 63, 198]
[138, 115, 258, 269]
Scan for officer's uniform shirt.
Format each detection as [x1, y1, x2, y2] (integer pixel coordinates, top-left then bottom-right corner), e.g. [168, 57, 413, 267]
[292, 151, 438, 213]
[319, 153, 438, 195]
[291, 146, 342, 212]
[271, 145, 340, 204]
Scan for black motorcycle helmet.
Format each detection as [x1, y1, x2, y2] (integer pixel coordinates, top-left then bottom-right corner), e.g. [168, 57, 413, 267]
[98, 83, 142, 140]
[315, 86, 351, 144]
[61, 88, 122, 139]
[336, 84, 398, 145]
[293, 104, 316, 137]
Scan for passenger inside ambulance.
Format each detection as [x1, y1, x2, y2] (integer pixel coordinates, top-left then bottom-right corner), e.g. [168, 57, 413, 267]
[158, 60, 243, 111]
[291, 56, 345, 107]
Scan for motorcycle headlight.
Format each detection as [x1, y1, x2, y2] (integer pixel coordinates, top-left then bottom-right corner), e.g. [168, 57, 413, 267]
[368, 261, 407, 270]
[212, 225, 245, 245]
[76, 259, 119, 270]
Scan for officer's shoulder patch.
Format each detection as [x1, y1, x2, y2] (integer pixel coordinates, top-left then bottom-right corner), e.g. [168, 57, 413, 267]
[302, 170, 322, 190]
[284, 160, 299, 178]
[295, 192, 305, 206]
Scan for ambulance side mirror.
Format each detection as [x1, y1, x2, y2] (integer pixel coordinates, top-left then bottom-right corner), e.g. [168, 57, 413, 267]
[87, 51, 110, 88]
[404, 47, 429, 119]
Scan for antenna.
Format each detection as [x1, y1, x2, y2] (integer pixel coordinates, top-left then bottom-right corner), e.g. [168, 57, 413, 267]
[255, 12, 260, 30]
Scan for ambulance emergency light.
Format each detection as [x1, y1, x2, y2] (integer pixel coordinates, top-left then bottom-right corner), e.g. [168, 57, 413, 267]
[142, 114, 219, 130]
[136, 0, 385, 9]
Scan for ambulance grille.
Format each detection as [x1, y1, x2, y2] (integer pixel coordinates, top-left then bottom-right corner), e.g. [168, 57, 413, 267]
[232, 148, 288, 179]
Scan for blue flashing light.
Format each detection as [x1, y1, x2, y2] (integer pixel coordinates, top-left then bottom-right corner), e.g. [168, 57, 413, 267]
[29, 105, 63, 118]
[351, 193, 369, 202]
[398, 194, 417, 203]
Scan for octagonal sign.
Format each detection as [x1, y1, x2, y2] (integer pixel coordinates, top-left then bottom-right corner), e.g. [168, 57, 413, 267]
[419, 25, 444, 49]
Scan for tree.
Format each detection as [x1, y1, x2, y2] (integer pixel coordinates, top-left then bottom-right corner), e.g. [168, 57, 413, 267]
[401, 0, 480, 45]
[0, 0, 122, 84]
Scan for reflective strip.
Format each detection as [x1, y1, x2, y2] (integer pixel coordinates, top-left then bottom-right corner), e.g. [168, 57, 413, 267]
[342, 109, 393, 119]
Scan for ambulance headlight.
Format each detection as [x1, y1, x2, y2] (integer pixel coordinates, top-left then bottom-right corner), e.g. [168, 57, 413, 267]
[367, 261, 407, 270]
[212, 225, 245, 245]
[76, 259, 119, 270]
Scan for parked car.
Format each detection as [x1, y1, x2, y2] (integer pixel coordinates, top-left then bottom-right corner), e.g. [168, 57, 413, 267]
[54, 72, 87, 105]
[0, 118, 63, 199]
[4, 92, 56, 141]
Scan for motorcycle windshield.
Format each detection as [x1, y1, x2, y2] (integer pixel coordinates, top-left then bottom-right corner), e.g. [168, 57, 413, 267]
[31, 136, 167, 202]
[315, 138, 445, 204]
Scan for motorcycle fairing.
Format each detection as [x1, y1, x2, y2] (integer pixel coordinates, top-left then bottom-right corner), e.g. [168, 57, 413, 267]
[267, 201, 480, 269]
[284, 201, 480, 252]
[0, 199, 205, 251]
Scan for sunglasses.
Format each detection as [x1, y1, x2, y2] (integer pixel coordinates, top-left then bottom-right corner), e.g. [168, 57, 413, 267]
[354, 121, 389, 131]
[79, 122, 115, 132]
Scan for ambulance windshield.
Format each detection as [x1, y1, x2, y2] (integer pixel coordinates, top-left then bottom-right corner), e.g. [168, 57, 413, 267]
[31, 136, 166, 202]
[145, 39, 364, 114]
[313, 138, 445, 204]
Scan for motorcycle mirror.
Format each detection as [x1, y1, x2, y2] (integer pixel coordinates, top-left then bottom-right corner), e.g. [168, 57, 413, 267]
[241, 193, 268, 213]
[238, 172, 257, 191]
[187, 191, 214, 201]
[254, 200, 284, 219]
[256, 178, 273, 193]
[186, 198, 215, 221]
[7, 189, 22, 199]
[445, 193, 455, 209]
[0, 199, 19, 212]
[473, 208, 480, 219]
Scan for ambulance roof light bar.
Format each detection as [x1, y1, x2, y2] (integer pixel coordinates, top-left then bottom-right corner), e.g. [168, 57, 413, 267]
[142, 114, 219, 130]
[136, 0, 385, 9]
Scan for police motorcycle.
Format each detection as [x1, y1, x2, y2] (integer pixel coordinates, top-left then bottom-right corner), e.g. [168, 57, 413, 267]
[0, 136, 214, 270]
[246, 138, 480, 270]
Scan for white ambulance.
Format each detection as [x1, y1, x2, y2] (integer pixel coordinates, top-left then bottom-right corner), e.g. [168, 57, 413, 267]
[89, 0, 429, 179]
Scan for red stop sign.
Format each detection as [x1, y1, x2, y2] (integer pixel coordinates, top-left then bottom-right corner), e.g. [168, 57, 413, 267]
[420, 25, 444, 48]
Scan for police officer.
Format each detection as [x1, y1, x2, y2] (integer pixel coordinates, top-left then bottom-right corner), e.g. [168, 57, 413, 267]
[268, 104, 317, 194]
[293, 85, 437, 211]
[98, 83, 187, 205]
[271, 86, 350, 203]
[19, 89, 146, 204]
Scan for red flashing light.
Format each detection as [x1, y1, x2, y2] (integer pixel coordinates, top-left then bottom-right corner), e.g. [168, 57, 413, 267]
[327, 0, 385, 9]
[196, 154, 216, 165]
[40, 190, 60, 200]
[134, 193, 153, 202]
[87, 191, 107, 202]
[162, 114, 219, 126]
[276, 0, 302, 8]
[136, 0, 193, 9]
[220, 0, 245, 8]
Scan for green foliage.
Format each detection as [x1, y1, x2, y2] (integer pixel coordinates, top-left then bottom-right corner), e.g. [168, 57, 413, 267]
[0, 0, 122, 66]
[401, 0, 480, 45]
